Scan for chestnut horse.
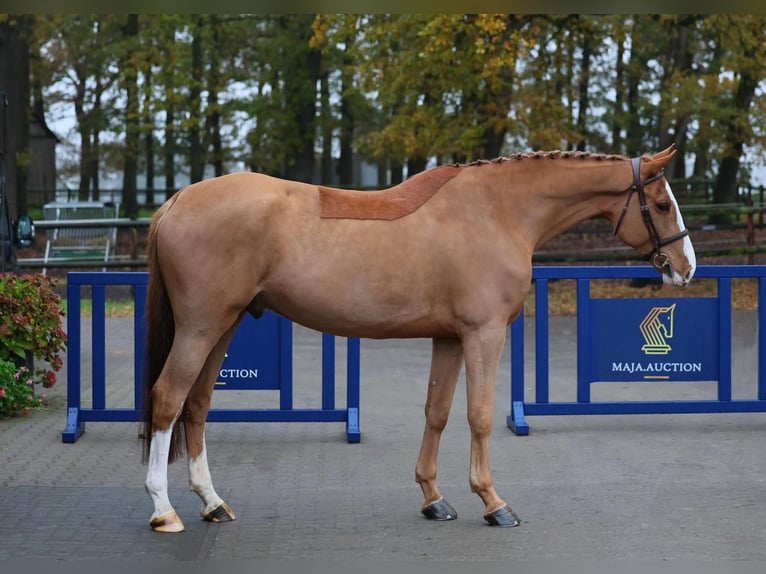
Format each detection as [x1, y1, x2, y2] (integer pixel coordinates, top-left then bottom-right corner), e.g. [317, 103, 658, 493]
[142, 145, 695, 532]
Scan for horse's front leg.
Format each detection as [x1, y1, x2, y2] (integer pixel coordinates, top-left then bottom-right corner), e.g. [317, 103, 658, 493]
[462, 323, 520, 527]
[416, 337, 464, 521]
[185, 325, 239, 523]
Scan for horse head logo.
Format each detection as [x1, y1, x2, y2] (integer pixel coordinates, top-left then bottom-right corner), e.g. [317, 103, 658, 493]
[639, 304, 676, 355]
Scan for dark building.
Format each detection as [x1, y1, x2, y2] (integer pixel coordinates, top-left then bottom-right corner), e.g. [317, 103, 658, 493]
[28, 112, 59, 205]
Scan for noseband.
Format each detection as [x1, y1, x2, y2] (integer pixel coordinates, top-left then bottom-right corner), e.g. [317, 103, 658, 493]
[613, 157, 689, 271]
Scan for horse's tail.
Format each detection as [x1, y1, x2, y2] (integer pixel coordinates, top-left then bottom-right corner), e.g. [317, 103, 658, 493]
[142, 193, 186, 465]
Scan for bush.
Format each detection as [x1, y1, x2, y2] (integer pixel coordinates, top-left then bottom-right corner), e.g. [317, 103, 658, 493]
[0, 273, 66, 417]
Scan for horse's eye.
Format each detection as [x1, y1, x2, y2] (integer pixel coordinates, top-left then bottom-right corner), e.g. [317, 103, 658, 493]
[657, 202, 670, 213]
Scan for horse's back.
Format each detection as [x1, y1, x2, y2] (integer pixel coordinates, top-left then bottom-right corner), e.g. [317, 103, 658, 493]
[156, 172, 319, 243]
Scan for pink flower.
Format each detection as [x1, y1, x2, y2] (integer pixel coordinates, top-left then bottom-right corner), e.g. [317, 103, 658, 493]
[0, 387, 5, 398]
[13, 372, 20, 380]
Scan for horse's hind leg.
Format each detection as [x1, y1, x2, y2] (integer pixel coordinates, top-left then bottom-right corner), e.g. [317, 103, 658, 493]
[145, 409, 185, 532]
[145, 325, 232, 532]
[184, 319, 241, 523]
[416, 337, 464, 521]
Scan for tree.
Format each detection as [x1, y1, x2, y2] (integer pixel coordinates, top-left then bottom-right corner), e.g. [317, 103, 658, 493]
[328, 14, 536, 171]
[188, 15, 205, 184]
[287, 15, 322, 183]
[707, 16, 766, 220]
[519, 15, 608, 151]
[654, 15, 701, 179]
[154, 15, 185, 199]
[312, 14, 379, 186]
[246, 15, 321, 182]
[121, 14, 140, 218]
[18, 13, 766, 207]
[0, 15, 33, 218]
[37, 15, 121, 200]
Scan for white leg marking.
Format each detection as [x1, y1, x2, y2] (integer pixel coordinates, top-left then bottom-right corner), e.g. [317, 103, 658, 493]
[145, 422, 177, 521]
[188, 434, 225, 516]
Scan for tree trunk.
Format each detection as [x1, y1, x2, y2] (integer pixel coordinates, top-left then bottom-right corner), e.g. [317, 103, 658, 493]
[91, 131, 100, 201]
[0, 18, 31, 219]
[338, 41, 354, 186]
[575, 30, 592, 151]
[390, 160, 403, 185]
[624, 18, 647, 156]
[164, 104, 175, 198]
[319, 69, 334, 185]
[189, 16, 204, 184]
[611, 20, 625, 151]
[143, 64, 155, 205]
[205, 16, 223, 178]
[163, 23, 176, 199]
[121, 14, 140, 218]
[479, 14, 520, 158]
[377, 161, 388, 188]
[407, 157, 427, 178]
[291, 19, 321, 184]
[659, 16, 696, 179]
[76, 108, 91, 201]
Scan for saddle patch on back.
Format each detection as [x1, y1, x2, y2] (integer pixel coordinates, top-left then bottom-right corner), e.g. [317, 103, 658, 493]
[319, 165, 460, 220]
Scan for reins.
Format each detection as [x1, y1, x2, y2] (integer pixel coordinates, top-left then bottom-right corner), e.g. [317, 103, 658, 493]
[613, 156, 689, 271]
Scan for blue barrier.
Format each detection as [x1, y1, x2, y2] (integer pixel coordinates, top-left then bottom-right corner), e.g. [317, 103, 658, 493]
[508, 265, 766, 435]
[61, 272, 361, 443]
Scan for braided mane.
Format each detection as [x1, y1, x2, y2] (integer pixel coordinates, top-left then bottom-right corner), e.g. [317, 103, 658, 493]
[321, 150, 631, 221]
[451, 150, 629, 168]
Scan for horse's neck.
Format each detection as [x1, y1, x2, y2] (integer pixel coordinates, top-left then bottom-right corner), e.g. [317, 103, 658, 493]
[490, 159, 630, 249]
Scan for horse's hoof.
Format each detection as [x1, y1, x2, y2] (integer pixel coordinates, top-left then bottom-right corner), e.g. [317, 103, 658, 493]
[421, 498, 458, 521]
[150, 511, 185, 533]
[483, 505, 520, 527]
[203, 502, 236, 523]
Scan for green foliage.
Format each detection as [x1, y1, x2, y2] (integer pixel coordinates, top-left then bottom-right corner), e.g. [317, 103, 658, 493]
[0, 273, 67, 401]
[28, 13, 766, 190]
[341, 14, 533, 162]
[0, 359, 47, 418]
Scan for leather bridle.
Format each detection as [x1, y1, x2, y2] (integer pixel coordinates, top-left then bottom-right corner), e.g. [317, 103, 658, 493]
[613, 156, 689, 272]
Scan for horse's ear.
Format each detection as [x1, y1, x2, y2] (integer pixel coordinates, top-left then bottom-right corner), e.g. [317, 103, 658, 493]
[662, 142, 677, 157]
[646, 143, 677, 174]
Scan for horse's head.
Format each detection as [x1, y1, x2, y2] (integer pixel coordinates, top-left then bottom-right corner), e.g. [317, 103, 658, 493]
[656, 304, 676, 338]
[612, 145, 696, 287]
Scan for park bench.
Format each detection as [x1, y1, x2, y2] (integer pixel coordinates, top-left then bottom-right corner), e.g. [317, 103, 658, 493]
[42, 201, 120, 275]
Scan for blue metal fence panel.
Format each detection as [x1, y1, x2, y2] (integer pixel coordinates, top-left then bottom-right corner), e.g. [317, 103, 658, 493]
[214, 312, 285, 390]
[62, 266, 764, 442]
[61, 272, 361, 444]
[587, 297, 719, 382]
[760, 278, 766, 401]
[508, 265, 766, 435]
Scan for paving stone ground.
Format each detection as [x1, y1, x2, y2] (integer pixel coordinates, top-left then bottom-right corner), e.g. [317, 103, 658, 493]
[1, 313, 764, 563]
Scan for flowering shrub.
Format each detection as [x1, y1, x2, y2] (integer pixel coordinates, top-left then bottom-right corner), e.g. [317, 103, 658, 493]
[0, 273, 66, 417]
[0, 359, 47, 417]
